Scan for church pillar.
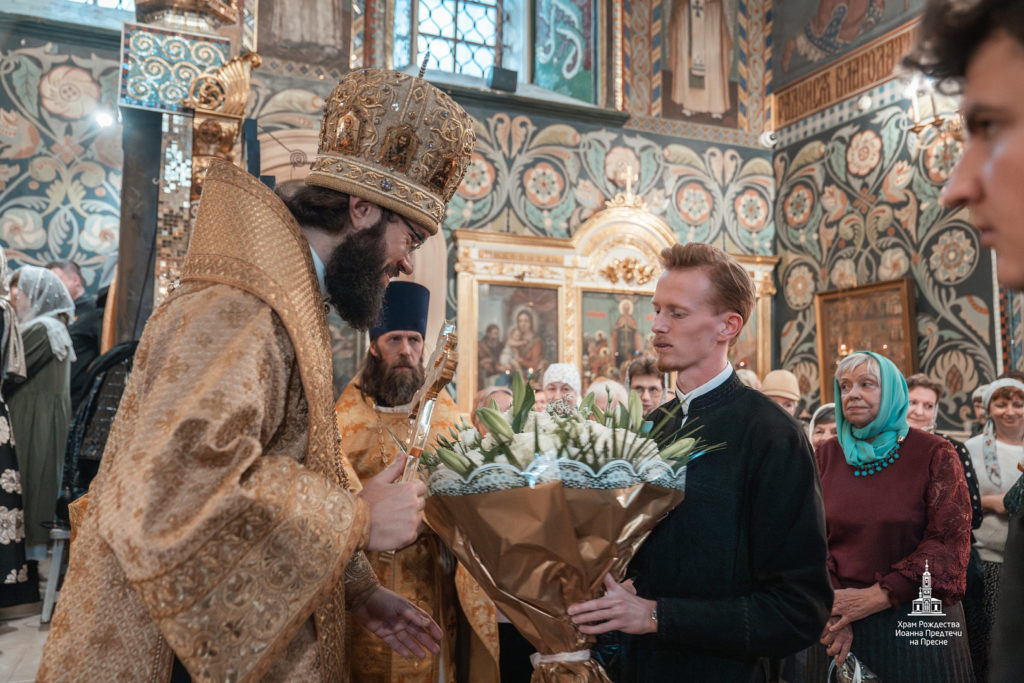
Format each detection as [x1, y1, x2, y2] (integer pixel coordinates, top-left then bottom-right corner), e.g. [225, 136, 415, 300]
[112, 0, 259, 343]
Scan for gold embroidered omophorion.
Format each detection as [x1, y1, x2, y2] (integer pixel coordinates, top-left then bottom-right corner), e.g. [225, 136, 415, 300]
[38, 161, 377, 682]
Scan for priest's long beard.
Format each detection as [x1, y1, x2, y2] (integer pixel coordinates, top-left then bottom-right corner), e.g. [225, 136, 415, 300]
[359, 351, 426, 407]
[324, 218, 394, 330]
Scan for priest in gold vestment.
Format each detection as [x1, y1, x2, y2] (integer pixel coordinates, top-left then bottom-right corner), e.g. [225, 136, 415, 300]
[336, 281, 498, 682]
[38, 68, 476, 682]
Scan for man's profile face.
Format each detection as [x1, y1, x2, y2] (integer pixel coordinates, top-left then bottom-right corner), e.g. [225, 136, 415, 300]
[324, 209, 427, 330]
[650, 268, 735, 374]
[629, 374, 663, 415]
[943, 31, 1024, 289]
[48, 267, 81, 299]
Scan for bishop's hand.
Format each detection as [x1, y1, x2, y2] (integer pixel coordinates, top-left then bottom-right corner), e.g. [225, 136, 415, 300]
[351, 586, 442, 658]
[359, 452, 426, 551]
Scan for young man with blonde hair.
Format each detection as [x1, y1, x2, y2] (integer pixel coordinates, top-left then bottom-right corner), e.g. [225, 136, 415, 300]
[569, 243, 832, 681]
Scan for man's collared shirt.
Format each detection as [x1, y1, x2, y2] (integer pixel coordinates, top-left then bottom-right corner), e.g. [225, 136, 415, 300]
[309, 247, 328, 297]
[675, 363, 734, 426]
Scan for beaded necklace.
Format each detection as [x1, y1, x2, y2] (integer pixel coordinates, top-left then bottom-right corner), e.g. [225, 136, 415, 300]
[852, 435, 904, 476]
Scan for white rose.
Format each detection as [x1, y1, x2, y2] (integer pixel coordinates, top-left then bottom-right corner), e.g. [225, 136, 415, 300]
[631, 436, 659, 461]
[464, 448, 485, 467]
[481, 433, 498, 451]
[457, 427, 480, 446]
[531, 411, 558, 433]
[509, 433, 539, 469]
[536, 431, 559, 455]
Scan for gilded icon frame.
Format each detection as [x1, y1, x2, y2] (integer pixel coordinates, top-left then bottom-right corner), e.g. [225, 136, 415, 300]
[814, 278, 919, 403]
[454, 193, 779, 413]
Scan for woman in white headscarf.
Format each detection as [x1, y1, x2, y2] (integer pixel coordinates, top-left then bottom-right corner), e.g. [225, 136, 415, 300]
[6, 265, 75, 564]
[963, 377, 1024, 681]
[0, 247, 36, 609]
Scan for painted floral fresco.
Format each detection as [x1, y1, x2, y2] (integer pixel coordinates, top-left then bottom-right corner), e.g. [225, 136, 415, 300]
[446, 108, 774, 254]
[774, 104, 995, 430]
[0, 32, 121, 292]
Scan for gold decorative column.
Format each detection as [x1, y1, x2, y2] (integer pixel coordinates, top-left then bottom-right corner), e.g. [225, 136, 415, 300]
[183, 52, 261, 201]
[120, 0, 259, 306]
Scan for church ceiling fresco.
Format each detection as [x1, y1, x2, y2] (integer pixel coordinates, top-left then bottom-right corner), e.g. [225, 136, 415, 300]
[773, 0, 926, 89]
[774, 104, 996, 430]
[0, 35, 121, 293]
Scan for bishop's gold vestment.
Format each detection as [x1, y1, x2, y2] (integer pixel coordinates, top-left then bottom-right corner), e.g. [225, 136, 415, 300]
[39, 162, 379, 682]
[335, 383, 498, 682]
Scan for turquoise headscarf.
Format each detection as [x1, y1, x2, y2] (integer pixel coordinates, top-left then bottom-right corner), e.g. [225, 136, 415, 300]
[835, 351, 909, 467]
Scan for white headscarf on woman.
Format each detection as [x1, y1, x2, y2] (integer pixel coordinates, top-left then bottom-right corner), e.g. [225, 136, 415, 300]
[14, 265, 76, 363]
[0, 247, 25, 381]
[979, 377, 1024, 487]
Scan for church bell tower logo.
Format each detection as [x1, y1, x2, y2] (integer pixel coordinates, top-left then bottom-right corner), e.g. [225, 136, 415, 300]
[909, 560, 945, 617]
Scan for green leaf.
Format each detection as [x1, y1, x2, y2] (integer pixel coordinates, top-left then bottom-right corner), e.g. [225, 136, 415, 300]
[11, 56, 42, 118]
[510, 372, 535, 432]
[628, 391, 643, 431]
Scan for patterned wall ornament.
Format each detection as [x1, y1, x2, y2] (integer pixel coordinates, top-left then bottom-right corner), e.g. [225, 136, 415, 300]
[445, 109, 774, 258]
[0, 37, 121, 291]
[119, 22, 231, 114]
[774, 103, 996, 429]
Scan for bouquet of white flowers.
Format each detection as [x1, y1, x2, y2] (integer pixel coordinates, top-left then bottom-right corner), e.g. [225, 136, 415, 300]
[422, 374, 713, 683]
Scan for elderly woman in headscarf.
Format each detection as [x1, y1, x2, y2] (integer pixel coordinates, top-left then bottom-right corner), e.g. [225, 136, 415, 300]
[809, 402, 837, 453]
[543, 362, 582, 409]
[6, 265, 75, 565]
[963, 377, 1024, 680]
[0, 248, 36, 609]
[808, 351, 973, 682]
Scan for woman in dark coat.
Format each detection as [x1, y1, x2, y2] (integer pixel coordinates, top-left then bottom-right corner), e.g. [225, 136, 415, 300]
[7, 265, 74, 566]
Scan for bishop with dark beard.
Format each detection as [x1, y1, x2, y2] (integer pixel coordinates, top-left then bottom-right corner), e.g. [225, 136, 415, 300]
[335, 281, 498, 682]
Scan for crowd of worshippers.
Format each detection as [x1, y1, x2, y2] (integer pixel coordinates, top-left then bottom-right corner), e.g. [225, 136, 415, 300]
[335, 276, 1011, 683]
[1, 264, 1020, 682]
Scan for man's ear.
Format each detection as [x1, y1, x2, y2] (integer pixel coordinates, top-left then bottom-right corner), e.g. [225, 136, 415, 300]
[368, 339, 380, 358]
[719, 311, 744, 343]
[348, 196, 385, 232]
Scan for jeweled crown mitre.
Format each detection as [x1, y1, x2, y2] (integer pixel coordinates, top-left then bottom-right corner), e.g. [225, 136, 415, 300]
[305, 68, 476, 235]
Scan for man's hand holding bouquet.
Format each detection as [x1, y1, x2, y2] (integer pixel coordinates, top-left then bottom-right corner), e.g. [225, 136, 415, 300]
[421, 373, 714, 682]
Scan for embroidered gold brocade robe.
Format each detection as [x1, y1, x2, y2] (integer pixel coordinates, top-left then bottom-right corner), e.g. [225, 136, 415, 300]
[38, 162, 379, 682]
[336, 382, 457, 682]
[335, 383, 498, 682]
